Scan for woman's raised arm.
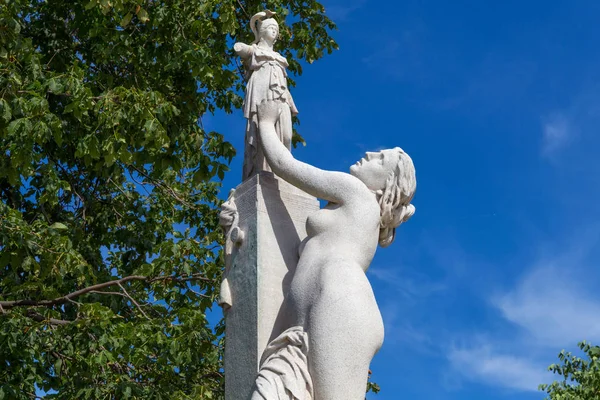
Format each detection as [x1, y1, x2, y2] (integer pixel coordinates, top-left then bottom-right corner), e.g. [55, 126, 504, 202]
[257, 101, 365, 203]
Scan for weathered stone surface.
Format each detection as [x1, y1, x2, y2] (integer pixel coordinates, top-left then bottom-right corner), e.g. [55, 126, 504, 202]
[223, 172, 319, 400]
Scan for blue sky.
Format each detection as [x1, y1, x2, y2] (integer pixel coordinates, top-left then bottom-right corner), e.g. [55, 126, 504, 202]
[206, 0, 600, 399]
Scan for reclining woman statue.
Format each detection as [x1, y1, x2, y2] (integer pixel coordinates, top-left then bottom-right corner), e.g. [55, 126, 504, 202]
[251, 100, 417, 400]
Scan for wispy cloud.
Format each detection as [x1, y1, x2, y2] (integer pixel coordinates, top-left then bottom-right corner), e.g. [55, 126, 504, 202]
[362, 40, 402, 70]
[447, 230, 600, 392]
[434, 55, 537, 114]
[368, 263, 445, 353]
[448, 343, 549, 392]
[541, 112, 573, 156]
[325, 0, 366, 21]
[361, 27, 426, 81]
[495, 265, 600, 347]
[378, 301, 435, 351]
[539, 87, 600, 161]
[369, 266, 446, 300]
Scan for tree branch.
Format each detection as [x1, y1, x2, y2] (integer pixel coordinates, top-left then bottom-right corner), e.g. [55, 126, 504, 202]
[117, 282, 150, 320]
[126, 163, 197, 209]
[27, 311, 71, 326]
[0, 273, 211, 309]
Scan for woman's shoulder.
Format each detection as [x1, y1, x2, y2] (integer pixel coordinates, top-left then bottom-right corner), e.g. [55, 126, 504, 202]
[336, 174, 379, 211]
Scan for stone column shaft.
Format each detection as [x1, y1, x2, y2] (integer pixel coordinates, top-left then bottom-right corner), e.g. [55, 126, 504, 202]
[224, 172, 319, 400]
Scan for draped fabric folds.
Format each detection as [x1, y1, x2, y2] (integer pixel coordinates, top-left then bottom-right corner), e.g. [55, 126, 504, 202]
[252, 326, 313, 400]
[242, 44, 297, 180]
[243, 45, 298, 120]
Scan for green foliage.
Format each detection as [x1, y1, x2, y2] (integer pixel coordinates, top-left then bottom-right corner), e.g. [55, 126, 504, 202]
[540, 341, 600, 400]
[366, 371, 381, 398]
[0, 0, 336, 398]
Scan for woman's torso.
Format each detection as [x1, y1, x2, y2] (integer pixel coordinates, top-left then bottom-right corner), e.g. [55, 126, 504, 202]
[288, 198, 381, 326]
[243, 45, 298, 117]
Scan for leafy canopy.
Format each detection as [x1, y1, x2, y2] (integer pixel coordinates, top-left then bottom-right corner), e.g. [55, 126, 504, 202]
[0, 0, 336, 398]
[540, 341, 600, 400]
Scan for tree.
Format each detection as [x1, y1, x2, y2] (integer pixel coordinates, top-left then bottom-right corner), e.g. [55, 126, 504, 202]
[0, 0, 337, 398]
[540, 341, 600, 400]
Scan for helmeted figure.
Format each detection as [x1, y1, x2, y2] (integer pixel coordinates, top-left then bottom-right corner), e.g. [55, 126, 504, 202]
[234, 11, 298, 180]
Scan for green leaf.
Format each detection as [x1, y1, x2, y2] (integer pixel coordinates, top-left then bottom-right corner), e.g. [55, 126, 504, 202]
[144, 119, 157, 133]
[47, 78, 64, 93]
[7, 118, 32, 136]
[120, 12, 133, 27]
[0, 98, 11, 124]
[85, 0, 97, 10]
[55, 358, 63, 375]
[137, 8, 149, 23]
[50, 222, 68, 231]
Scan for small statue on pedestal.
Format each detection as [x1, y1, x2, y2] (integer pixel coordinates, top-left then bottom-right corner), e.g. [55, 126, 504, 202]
[234, 10, 298, 181]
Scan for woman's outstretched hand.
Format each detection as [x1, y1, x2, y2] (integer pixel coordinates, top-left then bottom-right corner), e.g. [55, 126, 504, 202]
[258, 100, 282, 125]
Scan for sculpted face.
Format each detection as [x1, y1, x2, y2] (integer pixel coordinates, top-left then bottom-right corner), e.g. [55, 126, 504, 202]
[350, 149, 400, 191]
[261, 22, 279, 42]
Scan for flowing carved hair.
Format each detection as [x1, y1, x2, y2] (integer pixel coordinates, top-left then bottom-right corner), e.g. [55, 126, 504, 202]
[377, 147, 416, 248]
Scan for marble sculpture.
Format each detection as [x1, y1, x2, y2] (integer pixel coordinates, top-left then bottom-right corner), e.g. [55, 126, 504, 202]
[249, 100, 416, 400]
[223, 10, 417, 400]
[235, 10, 298, 181]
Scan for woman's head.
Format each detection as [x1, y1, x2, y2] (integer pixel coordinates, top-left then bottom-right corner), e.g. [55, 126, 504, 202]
[259, 18, 279, 43]
[250, 10, 278, 45]
[350, 148, 416, 247]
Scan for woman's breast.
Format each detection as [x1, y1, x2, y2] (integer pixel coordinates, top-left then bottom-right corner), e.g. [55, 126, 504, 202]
[302, 206, 379, 271]
[305, 207, 336, 237]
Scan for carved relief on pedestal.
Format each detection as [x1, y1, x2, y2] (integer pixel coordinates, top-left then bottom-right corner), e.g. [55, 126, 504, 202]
[218, 189, 244, 311]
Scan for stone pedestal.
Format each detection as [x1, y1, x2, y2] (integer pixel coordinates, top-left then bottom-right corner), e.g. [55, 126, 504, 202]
[224, 172, 319, 400]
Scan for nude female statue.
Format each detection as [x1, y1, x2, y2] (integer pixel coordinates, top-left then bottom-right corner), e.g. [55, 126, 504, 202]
[251, 100, 417, 400]
[234, 11, 298, 180]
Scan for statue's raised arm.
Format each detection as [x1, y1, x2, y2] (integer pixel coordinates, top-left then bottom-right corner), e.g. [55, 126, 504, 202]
[236, 10, 298, 181]
[233, 42, 253, 59]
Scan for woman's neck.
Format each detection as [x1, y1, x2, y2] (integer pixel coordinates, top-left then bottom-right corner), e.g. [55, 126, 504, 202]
[257, 38, 274, 50]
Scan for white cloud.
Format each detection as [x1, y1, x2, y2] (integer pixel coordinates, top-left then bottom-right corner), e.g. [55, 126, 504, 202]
[378, 301, 433, 350]
[446, 232, 600, 393]
[541, 113, 572, 156]
[448, 344, 549, 392]
[369, 265, 446, 300]
[495, 265, 600, 347]
[368, 265, 444, 354]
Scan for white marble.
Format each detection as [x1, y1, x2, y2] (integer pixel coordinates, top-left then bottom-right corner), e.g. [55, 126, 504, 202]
[235, 11, 298, 181]
[251, 100, 417, 400]
[218, 189, 241, 310]
[220, 172, 319, 400]
[253, 326, 312, 400]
